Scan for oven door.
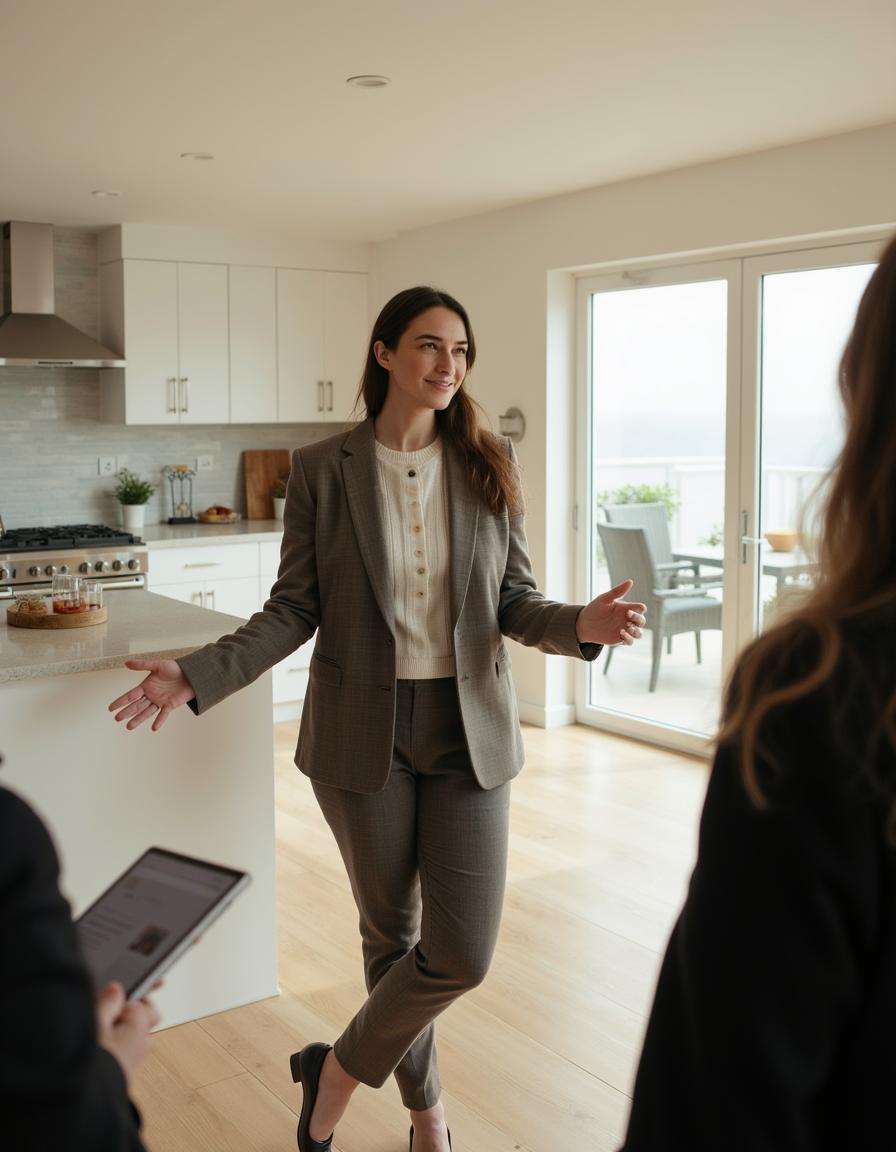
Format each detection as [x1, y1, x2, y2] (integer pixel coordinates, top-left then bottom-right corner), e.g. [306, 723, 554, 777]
[3, 573, 146, 600]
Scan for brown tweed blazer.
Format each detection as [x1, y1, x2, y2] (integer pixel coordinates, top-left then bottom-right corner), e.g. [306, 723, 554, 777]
[178, 419, 594, 793]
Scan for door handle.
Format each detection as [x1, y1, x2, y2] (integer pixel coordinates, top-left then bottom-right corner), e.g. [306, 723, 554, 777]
[740, 510, 767, 562]
[206, 588, 216, 610]
[179, 377, 189, 413]
[167, 377, 177, 413]
[191, 591, 203, 606]
[326, 380, 333, 412]
[317, 380, 324, 412]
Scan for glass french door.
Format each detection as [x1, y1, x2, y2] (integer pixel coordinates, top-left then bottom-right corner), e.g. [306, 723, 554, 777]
[576, 239, 883, 754]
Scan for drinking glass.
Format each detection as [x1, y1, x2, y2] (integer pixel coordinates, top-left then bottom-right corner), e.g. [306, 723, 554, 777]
[85, 581, 103, 611]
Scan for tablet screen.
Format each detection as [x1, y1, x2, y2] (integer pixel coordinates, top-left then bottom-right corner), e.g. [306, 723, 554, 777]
[76, 847, 249, 999]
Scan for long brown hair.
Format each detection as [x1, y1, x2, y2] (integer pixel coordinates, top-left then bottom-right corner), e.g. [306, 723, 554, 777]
[354, 286, 521, 514]
[719, 234, 896, 824]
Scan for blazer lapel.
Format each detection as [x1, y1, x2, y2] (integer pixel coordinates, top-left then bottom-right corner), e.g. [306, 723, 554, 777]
[342, 421, 396, 632]
[445, 443, 479, 629]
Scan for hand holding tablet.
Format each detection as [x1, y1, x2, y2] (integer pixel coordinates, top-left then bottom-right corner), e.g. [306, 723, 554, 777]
[76, 847, 251, 1000]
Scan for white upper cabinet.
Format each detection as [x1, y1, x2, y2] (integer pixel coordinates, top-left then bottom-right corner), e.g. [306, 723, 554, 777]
[229, 265, 277, 424]
[176, 263, 230, 424]
[100, 254, 367, 426]
[278, 269, 368, 423]
[100, 259, 229, 425]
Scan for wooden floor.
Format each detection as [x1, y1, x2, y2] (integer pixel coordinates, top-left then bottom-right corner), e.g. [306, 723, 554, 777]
[131, 721, 710, 1152]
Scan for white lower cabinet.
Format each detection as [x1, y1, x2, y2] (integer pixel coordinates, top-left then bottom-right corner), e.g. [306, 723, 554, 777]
[149, 543, 260, 621]
[148, 538, 312, 718]
[259, 541, 313, 718]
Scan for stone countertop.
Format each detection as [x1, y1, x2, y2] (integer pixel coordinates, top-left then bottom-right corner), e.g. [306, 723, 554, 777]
[0, 591, 244, 683]
[141, 520, 284, 547]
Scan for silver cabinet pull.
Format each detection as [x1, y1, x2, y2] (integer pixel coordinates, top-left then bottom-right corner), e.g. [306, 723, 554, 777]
[191, 591, 204, 606]
[206, 588, 216, 609]
[184, 561, 222, 569]
[317, 380, 324, 412]
[168, 377, 178, 413]
[326, 380, 333, 411]
[179, 376, 189, 413]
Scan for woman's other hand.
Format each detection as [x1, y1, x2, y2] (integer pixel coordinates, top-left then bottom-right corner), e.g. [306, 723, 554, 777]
[108, 658, 194, 731]
[95, 981, 161, 1082]
[576, 579, 647, 647]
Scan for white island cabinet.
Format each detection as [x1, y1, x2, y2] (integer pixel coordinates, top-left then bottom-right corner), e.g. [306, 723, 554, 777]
[0, 592, 278, 1030]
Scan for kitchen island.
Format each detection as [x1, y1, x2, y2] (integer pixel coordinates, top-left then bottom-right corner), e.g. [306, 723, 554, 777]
[0, 591, 278, 1029]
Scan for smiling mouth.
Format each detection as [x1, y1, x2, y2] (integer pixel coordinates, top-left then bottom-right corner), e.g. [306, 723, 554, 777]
[426, 379, 455, 388]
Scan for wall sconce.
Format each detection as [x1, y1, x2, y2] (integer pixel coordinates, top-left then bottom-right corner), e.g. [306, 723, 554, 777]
[498, 407, 526, 443]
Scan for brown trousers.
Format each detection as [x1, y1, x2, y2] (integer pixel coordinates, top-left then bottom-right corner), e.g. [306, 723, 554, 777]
[312, 677, 511, 1110]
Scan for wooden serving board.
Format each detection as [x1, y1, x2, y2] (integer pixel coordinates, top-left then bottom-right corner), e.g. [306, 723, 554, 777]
[7, 605, 108, 629]
[243, 449, 290, 521]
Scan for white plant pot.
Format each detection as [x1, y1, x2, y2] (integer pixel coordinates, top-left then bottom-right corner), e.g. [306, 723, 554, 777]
[121, 504, 146, 532]
[272, 496, 286, 521]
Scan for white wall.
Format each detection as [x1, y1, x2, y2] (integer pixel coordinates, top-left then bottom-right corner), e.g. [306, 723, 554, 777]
[369, 121, 896, 724]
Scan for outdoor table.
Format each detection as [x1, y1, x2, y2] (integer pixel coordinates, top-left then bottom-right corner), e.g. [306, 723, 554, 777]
[671, 544, 818, 596]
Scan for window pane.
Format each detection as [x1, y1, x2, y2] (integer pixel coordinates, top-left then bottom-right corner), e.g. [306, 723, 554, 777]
[589, 280, 727, 736]
[757, 263, 875, 628]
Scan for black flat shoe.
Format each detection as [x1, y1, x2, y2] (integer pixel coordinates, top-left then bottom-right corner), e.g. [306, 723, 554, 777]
[289, 1042, 333, 1152]
[409, 1125, 452, 1151]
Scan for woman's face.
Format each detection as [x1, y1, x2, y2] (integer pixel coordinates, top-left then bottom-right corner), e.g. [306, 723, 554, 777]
[375, 306, 469, 415]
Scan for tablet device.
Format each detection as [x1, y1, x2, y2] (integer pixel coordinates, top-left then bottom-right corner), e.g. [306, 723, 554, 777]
[75, 847, 250, 1000]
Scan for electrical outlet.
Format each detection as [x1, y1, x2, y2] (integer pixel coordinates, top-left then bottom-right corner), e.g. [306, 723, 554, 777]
[196, 455, 213, 472]
[97, 456, 116, 477]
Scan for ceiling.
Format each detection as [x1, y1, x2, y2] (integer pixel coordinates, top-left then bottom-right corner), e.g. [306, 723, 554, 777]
[2, 0, 895, 242]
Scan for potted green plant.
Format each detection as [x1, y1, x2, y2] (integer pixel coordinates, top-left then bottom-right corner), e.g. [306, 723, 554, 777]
[113, 468, 157, 532]
[272, 477, 288, 521]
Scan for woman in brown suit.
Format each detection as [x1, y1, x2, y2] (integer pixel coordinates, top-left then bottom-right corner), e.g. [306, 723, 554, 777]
[110, 287, 646, 1152]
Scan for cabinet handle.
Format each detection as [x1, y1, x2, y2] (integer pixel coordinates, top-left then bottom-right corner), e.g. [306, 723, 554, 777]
[206, 588, 216, 609]
[179, 377, 189, 413]
[168, 377, 178, 413]
[184, 561, 222, 569]
[317, 380, 324, 412]
[326, 380, 333, 411]
[191, 591, 204, 606]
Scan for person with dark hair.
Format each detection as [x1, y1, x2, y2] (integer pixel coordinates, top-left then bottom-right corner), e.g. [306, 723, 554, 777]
[108, 285, 646, 1152]
[620, 234, 896, 1151]
[0, 776, 157, 1152]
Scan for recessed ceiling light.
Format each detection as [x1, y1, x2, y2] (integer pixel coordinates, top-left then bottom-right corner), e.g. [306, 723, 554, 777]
[91, 189, 121, 198]
[180, 151, 215, 161]
[346, 75, 390, 89]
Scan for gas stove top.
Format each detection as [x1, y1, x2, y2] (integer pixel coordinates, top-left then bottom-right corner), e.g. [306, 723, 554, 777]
[0, 524, 149, 595]
[0, 524, 143, 552]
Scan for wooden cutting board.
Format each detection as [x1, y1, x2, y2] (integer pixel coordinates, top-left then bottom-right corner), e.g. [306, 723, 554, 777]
[243, 450, 291, 520]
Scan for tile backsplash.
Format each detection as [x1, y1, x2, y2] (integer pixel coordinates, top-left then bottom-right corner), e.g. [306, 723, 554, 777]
[0, 228, 341, 529]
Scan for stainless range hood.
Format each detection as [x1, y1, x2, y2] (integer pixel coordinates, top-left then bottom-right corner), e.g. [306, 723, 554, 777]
[0, 221, 125, 368]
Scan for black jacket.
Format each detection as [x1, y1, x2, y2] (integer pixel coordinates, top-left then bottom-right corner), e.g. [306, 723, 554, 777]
[620, 677, 896, 1151]
[0, 784, 145, 1152]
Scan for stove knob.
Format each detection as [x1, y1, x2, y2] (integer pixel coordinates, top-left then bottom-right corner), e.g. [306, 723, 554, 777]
[60, 564, 69, 574]
[94, 561, 110, 573]
[44, 564, 58, 577]
[112, 559, 123, 571]
[29, 565, 41, 577]
[79, 562, 90, 574]
[127, 559, 139, 571]
[0, 567, 8, 581]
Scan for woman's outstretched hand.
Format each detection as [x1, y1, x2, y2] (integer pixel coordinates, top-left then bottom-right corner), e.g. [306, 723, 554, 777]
[576, 579, 647, 647]
[108, 658, 194, 732]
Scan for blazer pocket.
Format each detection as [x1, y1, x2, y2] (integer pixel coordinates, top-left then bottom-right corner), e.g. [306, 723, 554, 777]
[311, 652, 343, 687]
